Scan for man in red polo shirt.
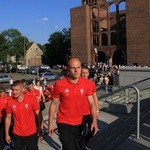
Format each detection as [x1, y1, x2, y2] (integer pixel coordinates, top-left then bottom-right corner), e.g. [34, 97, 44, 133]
[26, 81, 44, 141]
[26, 81, 40, 102]
[5, 80, 40, 150]
[48, 57, 98, 150]
[81, 65, 99, 149]
[0, 87, 11, 123]
[0, 87, 11, 149]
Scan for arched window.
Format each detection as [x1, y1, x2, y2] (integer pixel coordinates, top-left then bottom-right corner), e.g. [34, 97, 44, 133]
[101, 33, 108, 46]
[92, 20, 99, 32]
[119, 31, 126, 44]
[119, 1, 126, 11]
[93, 34, 99, 46]
[92, 7, 98, 19]
[109, 3, 116, 12]
[111, 32, 117, 45]
[119, 16, 126, 29]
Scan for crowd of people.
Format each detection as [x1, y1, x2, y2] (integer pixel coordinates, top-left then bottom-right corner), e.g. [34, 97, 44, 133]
[0, 57, 102, 150]
[0, 77, 54, 150]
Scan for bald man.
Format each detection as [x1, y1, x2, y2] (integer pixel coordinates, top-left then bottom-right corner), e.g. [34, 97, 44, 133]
[48, 57, 98, 150]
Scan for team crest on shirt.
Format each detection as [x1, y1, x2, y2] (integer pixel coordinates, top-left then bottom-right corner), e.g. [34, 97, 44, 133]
[64, 89, 69, 96]
[80, 89, 84, 94]
[13, 105, 16, 111]
[25, 104, 29, 109]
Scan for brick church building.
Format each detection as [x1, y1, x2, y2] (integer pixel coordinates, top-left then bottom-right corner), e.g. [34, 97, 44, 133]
[70, 0, 150, 66]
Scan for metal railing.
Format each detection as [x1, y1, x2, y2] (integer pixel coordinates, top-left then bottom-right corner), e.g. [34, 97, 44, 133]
[96, 77, 150, 139]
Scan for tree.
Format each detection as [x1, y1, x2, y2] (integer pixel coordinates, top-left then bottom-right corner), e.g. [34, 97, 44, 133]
[0, 28, 29, 64]
[43, 28, 71, 66]
[0, 34, 8, 64]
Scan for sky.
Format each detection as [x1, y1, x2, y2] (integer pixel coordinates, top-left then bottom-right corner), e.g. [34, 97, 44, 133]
[0, 0, 81, 45]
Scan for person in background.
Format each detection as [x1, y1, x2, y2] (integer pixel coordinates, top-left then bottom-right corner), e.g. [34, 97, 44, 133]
[43, 84, 54, 102]
[26, 81, 40, 103]
[9, 77, 13, 90]
[0, 87, 11, 150]
[61, 68, 68, 78]
[81, 65, 100, 149]
[5, 80, 39, 150]
[43, 78, 47, 90]
[21, 79, 28, 93]
[26, 81, 43, 140]
[48, 57, 98, 150]
[34, 79, 45, 140]
[0, 87, 11, 122]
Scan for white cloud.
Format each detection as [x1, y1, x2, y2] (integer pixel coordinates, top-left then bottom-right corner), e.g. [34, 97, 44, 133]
[41, 17, 49, 24]
[37, 17, 49, 24]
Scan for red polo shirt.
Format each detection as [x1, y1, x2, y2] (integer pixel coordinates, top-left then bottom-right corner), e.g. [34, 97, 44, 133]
[6, 94, 39, 136]
[90, 80, 96, 93]
[52, 77, 93, 125]
[26, 89, 40, 99]
[80, 79, 97, 115]
[0, 95, 11, 121]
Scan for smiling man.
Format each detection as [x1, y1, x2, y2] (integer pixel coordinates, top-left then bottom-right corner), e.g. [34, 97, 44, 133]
[5, 80, 40, 150]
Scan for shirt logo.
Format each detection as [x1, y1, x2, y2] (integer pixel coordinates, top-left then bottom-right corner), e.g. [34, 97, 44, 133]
[80, 89, 84, 94]
[64, 89, 69, 96]
[25, 104, 28, 109]
[13, 105, 16, 111]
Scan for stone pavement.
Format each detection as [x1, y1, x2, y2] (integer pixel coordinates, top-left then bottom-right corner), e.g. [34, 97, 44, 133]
[5, 73, 150, 150]
[38, 105, 124, 150]
[39, 102, 150, 150]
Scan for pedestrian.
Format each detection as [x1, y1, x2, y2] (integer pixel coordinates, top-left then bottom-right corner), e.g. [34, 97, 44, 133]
[34, 79, 45, 140]
[81, 65, 99, 149]
[0, 87, 11, 150]
[9, 77, 13, 89]
[26, 81, 43, 140]
[5, 80, 40, 150]
[48, 57, 98, 150]
[43, 78, 47, 90]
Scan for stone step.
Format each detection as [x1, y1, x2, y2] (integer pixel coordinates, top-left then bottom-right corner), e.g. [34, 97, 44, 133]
[91, 99, 150, 150]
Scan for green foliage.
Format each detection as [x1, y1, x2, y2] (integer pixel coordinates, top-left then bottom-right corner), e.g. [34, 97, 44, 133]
[43, 28, 71, 66]
[0, 28, 29, 64]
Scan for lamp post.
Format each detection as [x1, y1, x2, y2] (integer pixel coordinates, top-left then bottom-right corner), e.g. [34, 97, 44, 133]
[23, 36, 27, 74]
[23, 36, 26, 66]
[94, 48, 98, 67]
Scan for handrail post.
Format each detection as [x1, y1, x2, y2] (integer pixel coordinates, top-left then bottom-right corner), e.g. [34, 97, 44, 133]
[130, 85, 140, 140]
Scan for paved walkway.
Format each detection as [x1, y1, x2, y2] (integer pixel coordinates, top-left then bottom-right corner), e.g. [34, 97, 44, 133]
[38, 107, 124, 150]
[5, 73, 150, 150]
[38, 103, 150, 150]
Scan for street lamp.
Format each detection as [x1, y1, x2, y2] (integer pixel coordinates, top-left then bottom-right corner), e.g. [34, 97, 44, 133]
[94, 48, 98, 67]
[23, 36, 26, 66]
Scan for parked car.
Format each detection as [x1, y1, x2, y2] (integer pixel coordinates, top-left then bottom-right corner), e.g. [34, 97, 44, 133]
[0, 74, 11, 83]
[39, 69, 51, 76]
[39, 65, 50, 70]
[42, 72, 61, 80]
